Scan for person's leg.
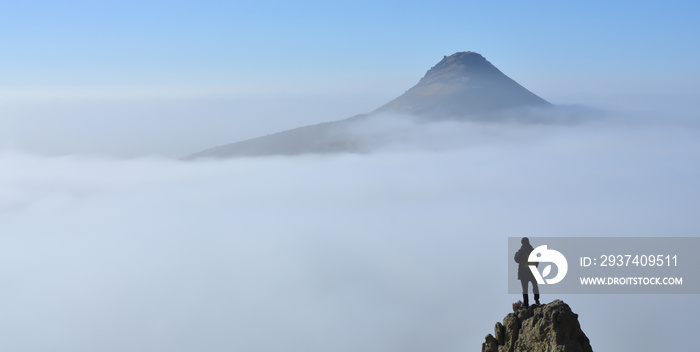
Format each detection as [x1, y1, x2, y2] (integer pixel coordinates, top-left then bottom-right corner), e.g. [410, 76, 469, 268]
[532, 278, 540, 305]
[520, 279, 529, 307]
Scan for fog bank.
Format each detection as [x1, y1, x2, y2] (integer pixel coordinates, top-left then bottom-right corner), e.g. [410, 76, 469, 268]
[1, 115, 699, 351]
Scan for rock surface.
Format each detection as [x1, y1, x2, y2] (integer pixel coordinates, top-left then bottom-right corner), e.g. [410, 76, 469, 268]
[481, 300, 593, 352]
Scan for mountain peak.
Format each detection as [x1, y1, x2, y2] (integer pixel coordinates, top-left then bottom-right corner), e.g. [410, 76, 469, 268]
[429, 52, 490, 72]
[419, 52, 494, 85]
[186, 51, 554, 159]
[376, 51, 550, 117]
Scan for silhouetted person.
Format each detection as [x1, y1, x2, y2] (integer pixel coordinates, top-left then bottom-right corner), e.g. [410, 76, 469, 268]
[514, 237, 539, 307]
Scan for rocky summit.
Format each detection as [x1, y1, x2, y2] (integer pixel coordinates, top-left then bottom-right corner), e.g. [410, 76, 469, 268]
[376, 52, 550, 118]
[481, 300, 593, 352]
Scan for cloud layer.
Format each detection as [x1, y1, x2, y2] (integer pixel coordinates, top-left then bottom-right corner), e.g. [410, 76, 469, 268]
[1, 112, 699, 351]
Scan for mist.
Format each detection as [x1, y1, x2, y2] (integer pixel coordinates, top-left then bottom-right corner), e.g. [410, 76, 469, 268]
[0, 92, 391, 158]
[1, 101, 699, 351]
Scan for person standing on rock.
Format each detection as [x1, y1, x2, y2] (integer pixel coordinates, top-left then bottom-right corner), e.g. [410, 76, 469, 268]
[514, 237, 539, 307]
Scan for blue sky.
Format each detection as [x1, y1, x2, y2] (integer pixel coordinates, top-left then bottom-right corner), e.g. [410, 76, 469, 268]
[3, 1, 698, 105]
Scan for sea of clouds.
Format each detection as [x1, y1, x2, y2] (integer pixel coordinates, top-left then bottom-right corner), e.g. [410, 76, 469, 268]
[1, 101, 699, 351]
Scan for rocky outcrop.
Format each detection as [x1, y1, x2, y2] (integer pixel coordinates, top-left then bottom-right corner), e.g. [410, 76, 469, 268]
[481, 300, 593, 352]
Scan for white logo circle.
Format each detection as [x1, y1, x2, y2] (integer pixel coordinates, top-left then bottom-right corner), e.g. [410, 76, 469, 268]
[528, 245, 568, 284]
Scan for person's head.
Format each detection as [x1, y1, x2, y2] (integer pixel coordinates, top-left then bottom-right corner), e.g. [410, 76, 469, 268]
[521, 237, 530, 246]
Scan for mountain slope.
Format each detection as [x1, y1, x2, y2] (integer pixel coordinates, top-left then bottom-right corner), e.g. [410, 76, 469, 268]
[187, 114, 369, 158]
[186, 52, 550, 159]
